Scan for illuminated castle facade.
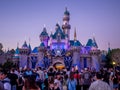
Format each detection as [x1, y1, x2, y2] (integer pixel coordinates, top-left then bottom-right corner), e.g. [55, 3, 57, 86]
[14, 8, 101, 71]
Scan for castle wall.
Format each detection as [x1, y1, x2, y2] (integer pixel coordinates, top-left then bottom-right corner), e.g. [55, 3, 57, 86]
[91, 55, 100, 71]
[72, 51, 80, 70]
[19, 55, 28, 68]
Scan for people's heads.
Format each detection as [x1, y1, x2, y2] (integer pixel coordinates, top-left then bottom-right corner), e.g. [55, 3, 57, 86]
[37, 67, 41, 70]
[50, 68, 53, 72]
[95, 72, 102, 80]
[24, 75, 37, 89]
[70, 72, 74, 80]
[0, 70, 7, 80]
[10, 68, 15, 73]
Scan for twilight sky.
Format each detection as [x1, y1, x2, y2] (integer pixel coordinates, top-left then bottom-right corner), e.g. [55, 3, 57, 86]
[0, 0, 120, 51]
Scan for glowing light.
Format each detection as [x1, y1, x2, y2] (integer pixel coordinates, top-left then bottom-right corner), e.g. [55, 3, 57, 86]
[112, 61, 116, 65]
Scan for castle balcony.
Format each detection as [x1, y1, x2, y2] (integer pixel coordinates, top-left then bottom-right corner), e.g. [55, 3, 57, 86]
[19, 48, 30, 55]
[70, 46, 81, 52]
[89, 49, 101, 55]
[80, 54, 91, 58]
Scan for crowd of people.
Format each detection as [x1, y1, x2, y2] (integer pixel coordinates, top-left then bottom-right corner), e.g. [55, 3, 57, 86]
[0, 66, 120, 90]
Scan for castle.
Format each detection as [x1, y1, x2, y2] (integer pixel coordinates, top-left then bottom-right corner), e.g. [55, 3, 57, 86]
[13, 8, 101, 71]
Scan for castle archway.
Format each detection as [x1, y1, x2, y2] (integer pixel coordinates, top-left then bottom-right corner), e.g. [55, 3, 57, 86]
[52, 57, 65, 69]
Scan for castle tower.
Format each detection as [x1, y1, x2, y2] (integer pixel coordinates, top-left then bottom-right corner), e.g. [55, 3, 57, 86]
[90, 37, 100, 71]
[71, 28, 81, 70]
[90, 49, 100, 71]
[13, 43, 20, 67]
[62, 8, 71, 40]
[39, 26, 49, 47]
[74, 27, 77, 41]
[37, 42, 47, 67]
[19, 41, 31, 68]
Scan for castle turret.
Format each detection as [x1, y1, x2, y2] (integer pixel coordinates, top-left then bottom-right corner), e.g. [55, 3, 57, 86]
[88, 37, 100, 71]
[13, 44, 20, 68]
[39, 26, 49, 47]
[74, 28, 77, 41]
[70, 28, 82, 70]
[62, 8, 71, 40]
[19, 41, 31, 68]
[37, 42, 47, 67]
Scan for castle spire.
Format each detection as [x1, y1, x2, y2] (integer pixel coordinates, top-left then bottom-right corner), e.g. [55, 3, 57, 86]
[74, 27, 77, 41]
[92, 34, 98, 48]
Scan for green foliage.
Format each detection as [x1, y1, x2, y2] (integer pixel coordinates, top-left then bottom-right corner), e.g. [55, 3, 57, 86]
[2, 60, 14, 70]
[0, 43, 3, 50]
[106, 48, 120, 67]
[9, 49, 15, 55]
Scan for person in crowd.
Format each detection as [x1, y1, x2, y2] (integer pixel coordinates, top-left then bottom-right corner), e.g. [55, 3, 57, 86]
[89, 72, 111, 90]
[8, 68, 18, 90]
[67, 72, 77, 90]
[0, 69, 11, 90]
[112, 73, 119, 90]
[37, 67, 45, 82]
[82, 68, 91, 90]
[48, 77, 54, 90]
[54, 82, 60, 90]
[48, 66, 56, 78]
[23, 68, 33, 78]
[54, 73, 63, 90]
[0, 71, 4, 90]
[22, 75, 40, 90]
[17, 73, 24, 90]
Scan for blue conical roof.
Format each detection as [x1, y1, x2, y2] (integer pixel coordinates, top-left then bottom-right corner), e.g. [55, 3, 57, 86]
[40, 27, 48, 36]
[52, 23, 65, 39]
[93, 37, 98, 48]
[64, 8, 70, 16]
[40, 42, 45, 47]
[86, 38, 98, 48]
[32, 47, 38, 53]
[69, 40, 82, 46]
[15, 47, 19, 54]
[22, 41, 28, 48]
[86, 39, 93, 47]
[28, 44, 32, 52]
[73, 40, 82, 46]
[14, 47, 19, 58]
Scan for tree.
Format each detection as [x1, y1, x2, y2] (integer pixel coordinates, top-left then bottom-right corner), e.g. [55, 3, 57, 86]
[110, 48, 120, 65]
[0, 43, 3, 50]
[10, 49, 15, 55]
[2, 60, 14, 70]
[0, 43, 4, 55]
[106, 48, 120, 66]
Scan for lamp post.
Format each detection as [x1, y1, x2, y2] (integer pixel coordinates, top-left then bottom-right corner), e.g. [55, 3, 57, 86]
[112, 61, 116, 76]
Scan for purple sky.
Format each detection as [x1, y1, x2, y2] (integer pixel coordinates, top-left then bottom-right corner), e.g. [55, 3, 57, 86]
[0, 0, 120, 51]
